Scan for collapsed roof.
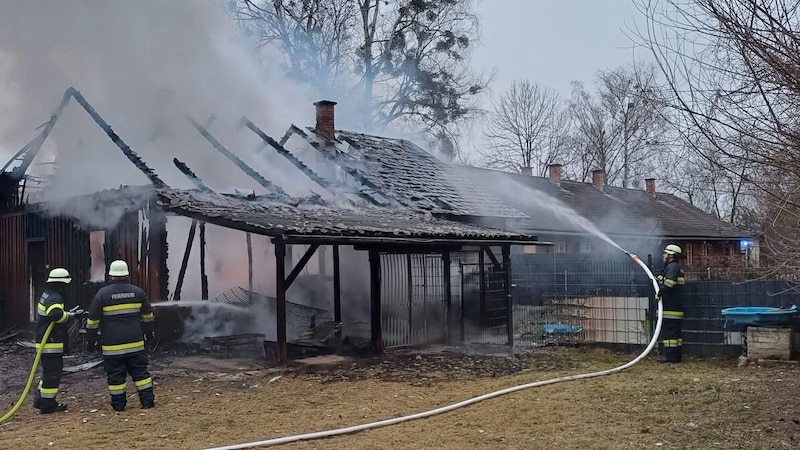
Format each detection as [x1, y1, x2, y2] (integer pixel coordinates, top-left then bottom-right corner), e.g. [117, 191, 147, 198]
[3, 88, 537, 245]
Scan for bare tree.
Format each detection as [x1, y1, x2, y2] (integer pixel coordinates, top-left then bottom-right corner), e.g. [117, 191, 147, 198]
[233, 0, 488, 159]
[479, 80, 569, 175]
[633, 0, 800, 273]
[567, 64, 670, 187]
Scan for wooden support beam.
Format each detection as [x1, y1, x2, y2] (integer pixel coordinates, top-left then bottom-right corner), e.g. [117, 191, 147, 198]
[502, 245, 513, 347]
[285, 244, 319, 289]
[173, 219, 198, 300]
[483, 246, 502, 270]
[246, 232, 253, 292]
[333, 245, 342, 325]
[199, 222, 208, 300]
[443, 251, 453, 343]
[369, 249, 383, 354]
[275, 238, 288, 365]
[479, 249, 486, 331]
[407, 254, 414, 339]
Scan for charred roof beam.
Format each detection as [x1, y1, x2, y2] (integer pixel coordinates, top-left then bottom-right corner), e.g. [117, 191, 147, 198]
[242, 117, 383, 207]
[286, 125, 392, 207]
[186, 116, 291, 203]
[172, 158, 213, 193]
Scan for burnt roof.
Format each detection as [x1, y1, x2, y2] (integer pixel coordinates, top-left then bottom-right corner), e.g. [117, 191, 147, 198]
[460, 166, 748, 240]
[333, 131, 526, 219]
[155, 187, 537, 244]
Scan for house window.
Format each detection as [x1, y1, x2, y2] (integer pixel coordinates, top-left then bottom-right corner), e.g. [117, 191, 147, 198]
[684, 243, 693, 266]
[522, 245, 538, 254]
[579, 241, 592, 253]
[554, 242, 566, 253]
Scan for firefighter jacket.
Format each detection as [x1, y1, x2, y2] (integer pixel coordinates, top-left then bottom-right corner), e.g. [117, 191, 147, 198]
[35, 288, 70, 354]
[657, 260, 686, 319]
[86, 280, 155, 357]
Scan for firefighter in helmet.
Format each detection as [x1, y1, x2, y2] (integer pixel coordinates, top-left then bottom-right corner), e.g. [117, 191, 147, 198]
[34, 267, 83, 414]
[86, 260, 155, 411]
[656, 244, 686, 363]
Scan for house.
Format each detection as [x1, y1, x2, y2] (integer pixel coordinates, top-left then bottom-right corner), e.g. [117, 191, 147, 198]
[460, 164, 754, 280]
[0, 88, 542, 363]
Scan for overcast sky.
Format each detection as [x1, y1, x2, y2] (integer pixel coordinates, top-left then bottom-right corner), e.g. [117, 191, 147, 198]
[473, 0, 646, 99]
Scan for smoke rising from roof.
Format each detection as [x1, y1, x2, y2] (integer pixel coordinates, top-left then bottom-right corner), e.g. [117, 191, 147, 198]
[0, 1, 319, 198]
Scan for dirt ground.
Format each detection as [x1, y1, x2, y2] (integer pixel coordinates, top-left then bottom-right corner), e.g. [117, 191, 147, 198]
[1, 338, 799, 450]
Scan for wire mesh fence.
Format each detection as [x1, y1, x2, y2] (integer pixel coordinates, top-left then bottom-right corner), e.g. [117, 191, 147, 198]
[511, 253, 653, 349]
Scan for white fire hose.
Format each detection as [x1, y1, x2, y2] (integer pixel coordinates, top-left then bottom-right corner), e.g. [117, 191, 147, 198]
[203, 253, 663, 450]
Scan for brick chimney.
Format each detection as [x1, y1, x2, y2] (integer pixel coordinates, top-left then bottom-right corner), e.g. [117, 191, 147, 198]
[592, 169, 605, 190]
[313, 100, 337, 139]
[548, 164, 562, 185]
[645, 178, 656, 197]
[521, 166, 532, 175]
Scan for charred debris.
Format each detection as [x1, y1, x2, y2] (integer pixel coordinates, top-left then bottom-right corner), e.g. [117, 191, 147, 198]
[0, 88, 541, 365]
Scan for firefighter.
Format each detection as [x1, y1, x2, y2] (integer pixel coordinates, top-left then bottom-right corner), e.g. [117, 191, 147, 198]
[656, 244, 686, 363]
[33, 267, 82, 414]
[85, 260, 156, 411]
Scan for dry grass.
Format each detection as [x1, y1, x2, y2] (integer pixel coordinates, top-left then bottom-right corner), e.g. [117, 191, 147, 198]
[1, 347, 799, 450]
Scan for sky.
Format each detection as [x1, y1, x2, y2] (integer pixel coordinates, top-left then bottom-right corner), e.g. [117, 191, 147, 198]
[473, 0, 647, 100]
[466, 0, 649, 159]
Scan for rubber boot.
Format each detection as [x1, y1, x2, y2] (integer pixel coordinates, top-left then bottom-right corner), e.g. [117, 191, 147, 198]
[656, 342, 667, 362]
[110, 394, 127, 412]
[33, 389, 42, 410]
[40, 403, 68, 414]
[139, 387, 155, 409]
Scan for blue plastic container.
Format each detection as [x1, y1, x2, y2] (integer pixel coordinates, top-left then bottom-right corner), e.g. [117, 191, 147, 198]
[542, 324, 583, 334]
[720, 305, 797, 327]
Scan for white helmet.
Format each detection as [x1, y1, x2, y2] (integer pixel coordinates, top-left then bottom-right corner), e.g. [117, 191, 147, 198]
[46, 268, 72, 284]
[663, 244, 682, 256]
[108, 260, 130, 277]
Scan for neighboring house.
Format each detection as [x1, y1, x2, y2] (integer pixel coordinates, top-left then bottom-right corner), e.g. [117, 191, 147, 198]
[460, 164, 754, 280]
[0, 89, 540, 362]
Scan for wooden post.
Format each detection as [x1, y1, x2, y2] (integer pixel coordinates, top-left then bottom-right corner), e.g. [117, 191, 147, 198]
[275, 238, 288, 365]
[443, 251, 453, 343]
[199, 222, 208, 300]
[503, 245, 513, 347]
[369, 249, 383, 353]
[406, 253, 413, 340]
[173, 219, 198, 300]
[333, 245, 342, 324]
[246, 232, 253, 292]
[479, 247, 486, 331]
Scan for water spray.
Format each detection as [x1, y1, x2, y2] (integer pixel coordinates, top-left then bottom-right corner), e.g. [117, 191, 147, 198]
[203, 247, 664, 450]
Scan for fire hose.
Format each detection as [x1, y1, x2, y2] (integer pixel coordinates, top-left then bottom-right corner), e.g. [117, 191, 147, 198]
[0, 321, 55, 425]
[204, 252, 663, 450]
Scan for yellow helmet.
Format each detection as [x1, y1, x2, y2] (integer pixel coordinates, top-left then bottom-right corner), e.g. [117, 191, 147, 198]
[46, 268, 72, 284]
[663, 244, 682, 256]
[108, 260, 130, 277]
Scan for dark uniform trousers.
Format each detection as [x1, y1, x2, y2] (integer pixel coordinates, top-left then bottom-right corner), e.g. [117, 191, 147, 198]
[104, 351, 154, 410]
[658, 317, 683, 362]
[35, 353, 64, 410]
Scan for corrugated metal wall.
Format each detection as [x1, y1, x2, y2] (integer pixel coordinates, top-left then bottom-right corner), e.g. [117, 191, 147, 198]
[0, 212, 28, 328]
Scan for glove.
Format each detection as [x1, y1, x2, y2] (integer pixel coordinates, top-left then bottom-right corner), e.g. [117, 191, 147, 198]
[85, 339, 97, 353]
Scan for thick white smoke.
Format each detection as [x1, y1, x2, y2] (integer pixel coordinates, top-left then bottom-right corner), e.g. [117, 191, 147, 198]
[0, 1, 320, 198]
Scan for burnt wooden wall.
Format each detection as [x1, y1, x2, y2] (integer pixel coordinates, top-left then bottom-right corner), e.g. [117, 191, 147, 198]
[1, 200, 170, 328]
[0, 211, 28, 327]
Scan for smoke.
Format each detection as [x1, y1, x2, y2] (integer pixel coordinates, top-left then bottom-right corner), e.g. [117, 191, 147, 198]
[0, 1, 322, 200]
[456, 168, 665, 255]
